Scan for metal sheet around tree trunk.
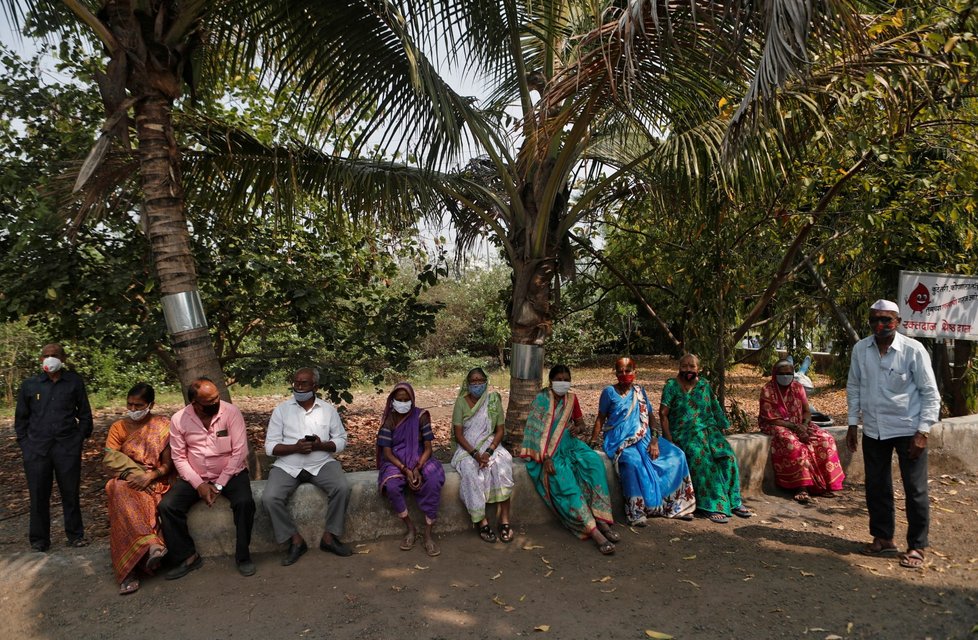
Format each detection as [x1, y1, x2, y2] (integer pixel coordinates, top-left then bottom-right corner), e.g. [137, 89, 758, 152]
[161, 290, 209, 334]
[511, 342, 543, 379]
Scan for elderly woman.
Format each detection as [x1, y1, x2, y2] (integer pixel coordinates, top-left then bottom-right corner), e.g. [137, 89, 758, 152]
[377, 382, 446, 556]
[759, 359, 845, 503]
[451, 367, 515, 543]
[659, 354, 753, 524]
[103, 383, 172, 595]
[593, 357, 696, 526]
[521, 365, 619, 554]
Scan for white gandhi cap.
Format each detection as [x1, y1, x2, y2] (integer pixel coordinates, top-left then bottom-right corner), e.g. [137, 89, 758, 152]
[870, 299, 900, 313]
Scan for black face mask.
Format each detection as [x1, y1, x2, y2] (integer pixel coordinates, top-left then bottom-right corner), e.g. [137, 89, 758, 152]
[198, 401, 220, 416]
[680, 371, 698, 382]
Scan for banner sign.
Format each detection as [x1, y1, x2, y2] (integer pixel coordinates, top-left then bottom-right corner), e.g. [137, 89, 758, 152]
[898, 270, 978, 341]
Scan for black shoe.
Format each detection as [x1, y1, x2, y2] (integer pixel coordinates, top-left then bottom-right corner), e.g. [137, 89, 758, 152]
[236, 559, 256, 577]
[165, 554, 202, 580]
[319, 537, 353, 557]
[67, 537, 89, 548]
[31, 541, 50, 553]
[281, 541, 308, 566]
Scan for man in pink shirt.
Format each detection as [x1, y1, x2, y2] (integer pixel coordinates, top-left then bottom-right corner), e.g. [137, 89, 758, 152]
[159, 378, 256, 578]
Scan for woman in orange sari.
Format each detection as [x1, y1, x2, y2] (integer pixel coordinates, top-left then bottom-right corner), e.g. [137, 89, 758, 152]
[103, 383, 172, 594]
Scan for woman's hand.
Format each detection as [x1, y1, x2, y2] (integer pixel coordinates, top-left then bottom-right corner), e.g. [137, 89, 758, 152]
[477, 451, 491, 468]
[126, 471, 155, 492]
[543, 457, 556, 476]
[647, 439, 660, 460]
[405, 467, 422, 490]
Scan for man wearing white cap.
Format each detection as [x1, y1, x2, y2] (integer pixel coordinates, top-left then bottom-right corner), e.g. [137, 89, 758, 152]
[846, 299, 940, 569]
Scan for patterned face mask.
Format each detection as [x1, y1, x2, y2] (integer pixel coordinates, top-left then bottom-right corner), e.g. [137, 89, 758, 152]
[468, 383, 487, 398]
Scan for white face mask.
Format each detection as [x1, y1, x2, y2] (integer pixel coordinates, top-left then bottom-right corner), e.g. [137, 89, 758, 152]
[126, 408, 150, 422]
[391, 399, 412, 414]
[42, 356, 63, 373]
[551, 381, 571, 396]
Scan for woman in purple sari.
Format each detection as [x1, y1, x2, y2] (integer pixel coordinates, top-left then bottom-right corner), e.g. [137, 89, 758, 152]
[377, 382, 446, 556]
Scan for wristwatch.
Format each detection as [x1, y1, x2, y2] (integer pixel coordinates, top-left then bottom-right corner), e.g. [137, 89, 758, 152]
[213, 483, 224, 492]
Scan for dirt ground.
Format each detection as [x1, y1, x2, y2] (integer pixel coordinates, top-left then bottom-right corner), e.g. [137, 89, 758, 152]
[0, 358, 976, 639]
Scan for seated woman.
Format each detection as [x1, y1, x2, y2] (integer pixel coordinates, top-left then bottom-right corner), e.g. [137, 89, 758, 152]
[593, 357, 696, 526]
[450, 367, 515, 543]
[103, 382, 172, 595]
[377, 382, 446, 557]
[521, 365, 620, 555]
[759, 359, 845, 503]
[659, 354, 753, 523]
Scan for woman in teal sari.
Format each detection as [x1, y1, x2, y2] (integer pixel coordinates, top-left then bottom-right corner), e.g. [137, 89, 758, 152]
[520, 365, 620, 555]
[659, 354, 754, 523]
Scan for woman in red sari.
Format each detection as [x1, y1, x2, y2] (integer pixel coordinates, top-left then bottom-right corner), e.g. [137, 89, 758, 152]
[104, 383, 172, 594]
[758, 360, 844, 503]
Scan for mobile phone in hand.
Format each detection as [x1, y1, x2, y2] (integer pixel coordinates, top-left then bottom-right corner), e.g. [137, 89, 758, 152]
[304, 435, 317, 442]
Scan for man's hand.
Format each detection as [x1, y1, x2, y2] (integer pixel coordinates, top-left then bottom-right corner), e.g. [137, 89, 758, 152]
[294, 438, 314, 455]
[908, 431, 928, 460]
[846, 425, 859, 453]
[197, 482, 219, 506]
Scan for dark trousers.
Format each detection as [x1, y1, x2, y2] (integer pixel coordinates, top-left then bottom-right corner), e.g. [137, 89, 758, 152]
[23, 442, 84, 546]
[159, 470, 255, 563]
[862, 434, 929, 549]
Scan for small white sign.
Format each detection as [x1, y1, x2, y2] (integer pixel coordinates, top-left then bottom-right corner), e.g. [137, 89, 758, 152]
[898, 270, 978, 340]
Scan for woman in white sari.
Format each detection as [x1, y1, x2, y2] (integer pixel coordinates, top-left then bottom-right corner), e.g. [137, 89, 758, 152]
[450, 367, 515, 543]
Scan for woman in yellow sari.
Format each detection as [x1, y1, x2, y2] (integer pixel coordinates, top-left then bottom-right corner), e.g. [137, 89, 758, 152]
[103, 383, 172, 594]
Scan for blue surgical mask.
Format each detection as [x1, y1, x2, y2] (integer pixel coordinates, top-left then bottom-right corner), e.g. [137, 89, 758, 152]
[468, 383, 487, 398]
[776, 374, 794, 387]
[293, 390, 315, 402]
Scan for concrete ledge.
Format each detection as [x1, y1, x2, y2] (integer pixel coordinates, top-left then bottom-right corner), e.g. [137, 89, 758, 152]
[188, 417, 978, 557]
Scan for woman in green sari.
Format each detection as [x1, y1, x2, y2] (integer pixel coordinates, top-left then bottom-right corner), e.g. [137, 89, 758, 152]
[520, 365, 620, 555]
[659, 354, 754, 523]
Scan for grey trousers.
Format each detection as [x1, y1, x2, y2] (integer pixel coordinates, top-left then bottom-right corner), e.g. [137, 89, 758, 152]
[262, 463, 351, 544]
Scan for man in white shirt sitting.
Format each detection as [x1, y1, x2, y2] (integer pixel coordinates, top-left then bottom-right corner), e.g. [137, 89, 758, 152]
[262, 367, 352, 566]
[846, 299, 940, 570]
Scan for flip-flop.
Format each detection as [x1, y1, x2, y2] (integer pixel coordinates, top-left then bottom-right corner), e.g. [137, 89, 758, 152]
[732, 506, 755, 518]
[793, 491, 810, 504]
[600, 527, 621, 543]
[145, 546, 167, 573]
[899, 549, 925, 569]
[119, 576, 139, 595]
[860, 542, 899, 557]
[597, 541, 615, 555]
[424, 539, 441, 557]
[707, 512, 729, 524]
[477, 523, 497, 544]
[399, 533, 416, 551]
[498, 523, 514, 543]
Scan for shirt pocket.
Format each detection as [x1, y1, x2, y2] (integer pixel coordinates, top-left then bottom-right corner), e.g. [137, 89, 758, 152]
[214, 435, 233, 454]
[884, 369, 909, 394]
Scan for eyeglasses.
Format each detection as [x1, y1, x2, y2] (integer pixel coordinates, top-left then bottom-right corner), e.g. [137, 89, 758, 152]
[292, 380, 315, 390]
[868, 316, 897, 325]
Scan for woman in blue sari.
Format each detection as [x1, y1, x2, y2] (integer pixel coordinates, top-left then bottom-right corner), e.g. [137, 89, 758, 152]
[520, 365, 619, 554]
[593, 357, 696, 525]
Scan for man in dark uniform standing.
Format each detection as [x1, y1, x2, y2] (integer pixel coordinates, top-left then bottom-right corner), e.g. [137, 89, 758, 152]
[14, 343, 93, 551]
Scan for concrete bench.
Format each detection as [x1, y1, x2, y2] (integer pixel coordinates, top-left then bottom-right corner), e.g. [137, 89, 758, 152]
[188, 416, 978, 557]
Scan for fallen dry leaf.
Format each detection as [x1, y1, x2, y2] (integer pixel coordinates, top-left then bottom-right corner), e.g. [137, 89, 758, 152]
[534, 624, 550, 632]
[846, 622, 854, 634]
[492, 596, 507, 606]
[683, 555, 696, 560]
[800, 571, 816, 577]
[520, 594, 526, 602]
[522, 544, 545, 550]
[544, 570, 554, 577]
[644, 631, 673, 639]
[825, 635, 843, 639]
[669, 537, 681, 543]
[491, 572, 502, 580]
[679, 579, 700, 588]
[414, 564, 429, 570]
[391, 585, 404, 592]
[592, 576, 612, 583]
[504, 606, 515, 613]
[600, 588, 617, 593]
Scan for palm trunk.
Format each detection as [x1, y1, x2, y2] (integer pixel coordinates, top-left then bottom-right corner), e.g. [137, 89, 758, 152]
[134, 94, 227, 400]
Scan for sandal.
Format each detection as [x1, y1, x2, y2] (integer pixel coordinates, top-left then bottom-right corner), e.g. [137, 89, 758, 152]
[707, 512, 729, 524]
[145, 545, 166, 573]
[119, 575, 140, 595]
[498, 523, 514, 543]
[732, 505, 754, 518]
[860, 541, 899, 557]
[400, 532, 416, 551]
[599, 525, 621, 543]
[597, 541, 615, 556]
[899, 549, 925, 569]
[793, 491, 811, 504]
[424, 539, 441, 557]
[477, 523, 497, 544]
